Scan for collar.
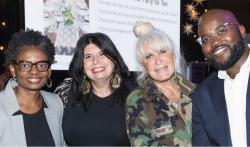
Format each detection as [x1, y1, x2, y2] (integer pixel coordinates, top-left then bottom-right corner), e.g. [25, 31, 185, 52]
[13, 98, 48, 116]
[2, 78, 48, 116]
[218, 52, 250, 80]
[138, 73, 195, 104]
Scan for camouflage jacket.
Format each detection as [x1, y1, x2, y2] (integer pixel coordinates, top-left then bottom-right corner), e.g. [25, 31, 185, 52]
[126, 73, 195, 146]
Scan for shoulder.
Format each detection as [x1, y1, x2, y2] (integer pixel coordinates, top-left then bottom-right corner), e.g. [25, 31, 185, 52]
[123, 79, 138, 91]
[0, 90, 7, 109]
[0, 79, 16, 103]
[42, 90, 63, 109]
[54, 78, 72, 106]
[0, 88, 6, 97]
[176, 73, 196, 95]
[54, 78, 72, 94]
[194, 72, 219, 93]
[192, 71, 221, 102]
[42, 90, 60, 98]
[126, 88, 144, 108]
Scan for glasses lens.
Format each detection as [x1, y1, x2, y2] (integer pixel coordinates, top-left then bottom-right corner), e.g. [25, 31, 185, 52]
[36, 62, 49, 71]
[215, 24, 229, 37]
[198, 23, 230, 46]
[18, 61, 32, 71]
[16, 61, 50, 72]
[196, 38, 202, 45]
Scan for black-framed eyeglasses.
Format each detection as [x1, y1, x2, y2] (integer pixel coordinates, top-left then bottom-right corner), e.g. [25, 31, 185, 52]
[197, 22, 235, 46]
[14, 60, 50, 72]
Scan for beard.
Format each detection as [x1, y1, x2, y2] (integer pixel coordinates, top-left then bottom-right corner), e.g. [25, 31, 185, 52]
[207, 38, 245, 70]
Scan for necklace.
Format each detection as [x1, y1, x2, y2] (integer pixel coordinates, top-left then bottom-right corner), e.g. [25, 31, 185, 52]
[169, 100, 181, 110]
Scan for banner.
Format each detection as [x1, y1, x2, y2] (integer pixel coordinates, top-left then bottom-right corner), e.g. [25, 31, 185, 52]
[25, 0, 180, 71]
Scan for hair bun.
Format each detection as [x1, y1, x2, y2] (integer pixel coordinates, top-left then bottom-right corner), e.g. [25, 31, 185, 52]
[133, 21, 155, 38]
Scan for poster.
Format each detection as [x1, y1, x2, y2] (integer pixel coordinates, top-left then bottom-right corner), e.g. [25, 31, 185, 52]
[25, 0, 180, 71]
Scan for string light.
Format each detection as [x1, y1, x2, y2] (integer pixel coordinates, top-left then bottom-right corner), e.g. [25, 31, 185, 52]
[1, 21, 7, 29]
[185, 3, 196, 14]
[2, 22, 6, 26]
[183, 23, 194, 35]
[183, 0, 206, 37]
[193, 0, 206, 6]
[188, 10, 199, 22]
[0, 46, 4, 51]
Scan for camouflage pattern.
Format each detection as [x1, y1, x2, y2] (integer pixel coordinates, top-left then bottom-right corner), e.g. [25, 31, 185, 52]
[126, 73, 195, 146]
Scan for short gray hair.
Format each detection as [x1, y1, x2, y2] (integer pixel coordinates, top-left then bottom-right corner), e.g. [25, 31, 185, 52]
[135, 29, 187, 76]
[136, 30, 175, 64]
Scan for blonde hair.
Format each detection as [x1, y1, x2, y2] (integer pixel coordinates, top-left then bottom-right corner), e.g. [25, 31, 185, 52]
[133, 21, 155, 38]
[133, 21, 187, 76]
[136, 30, 175, 64]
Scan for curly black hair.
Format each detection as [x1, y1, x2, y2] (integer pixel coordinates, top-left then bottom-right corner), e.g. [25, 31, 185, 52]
[5, 29, 55, 65]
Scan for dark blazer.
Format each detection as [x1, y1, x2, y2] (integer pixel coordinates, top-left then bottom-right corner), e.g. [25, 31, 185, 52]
[192, 71, 250, 146]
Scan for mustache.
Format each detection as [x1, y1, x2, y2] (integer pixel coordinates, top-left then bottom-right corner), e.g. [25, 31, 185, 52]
[207, 38, 245, 70]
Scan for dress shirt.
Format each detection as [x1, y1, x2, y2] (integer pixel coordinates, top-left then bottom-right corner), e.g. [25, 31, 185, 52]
[218, 53, 250, 147]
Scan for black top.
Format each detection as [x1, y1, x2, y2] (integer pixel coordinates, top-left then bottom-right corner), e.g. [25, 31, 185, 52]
[63, 92, 130, 146]
[13, 100, 55, 146]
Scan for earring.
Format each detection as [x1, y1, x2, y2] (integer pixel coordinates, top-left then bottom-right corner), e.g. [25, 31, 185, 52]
[83, 74, 91, 94]
[111, 73, 121, 89]
[46, 77, 52, 88]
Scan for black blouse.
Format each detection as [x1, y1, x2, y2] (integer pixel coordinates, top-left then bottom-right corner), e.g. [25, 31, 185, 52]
[54, 78, 137, 146]
[63, 92, 130, 146]
[13, 101, 55, 146]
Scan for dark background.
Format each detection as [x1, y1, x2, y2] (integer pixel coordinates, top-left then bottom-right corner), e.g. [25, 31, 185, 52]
[0, 0, 250, 91]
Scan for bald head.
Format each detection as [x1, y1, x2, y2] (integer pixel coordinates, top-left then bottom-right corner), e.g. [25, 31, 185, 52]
[197, 9, 249, 74]
[198, 9, 240, 35]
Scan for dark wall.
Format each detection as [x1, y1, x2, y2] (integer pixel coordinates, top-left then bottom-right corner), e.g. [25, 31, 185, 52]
[207, 0, 250, 33]
[180, 0, 205, 63]
[0, 0, 25, 73]
[0, 0, 24, 47]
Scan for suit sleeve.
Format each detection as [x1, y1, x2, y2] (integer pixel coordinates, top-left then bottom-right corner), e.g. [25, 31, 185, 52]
[192, 89, 212, 146]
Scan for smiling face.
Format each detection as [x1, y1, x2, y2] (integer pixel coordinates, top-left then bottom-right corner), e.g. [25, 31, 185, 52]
[9, 47, 51, 91]
[83, 43, 115, 84]
[142, 45, 175, 83]
[198, 10, 246, 70]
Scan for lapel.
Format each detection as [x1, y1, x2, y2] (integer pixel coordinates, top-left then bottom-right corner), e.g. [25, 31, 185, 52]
[208, 75, 232, 146]
[1, 79, 27, 145]
[246, 72, 250, 145]
[41, 91, 64, 146]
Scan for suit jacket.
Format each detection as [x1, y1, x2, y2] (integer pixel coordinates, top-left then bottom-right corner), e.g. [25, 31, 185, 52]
[0, 79, 65, 146]
[192, 72, 250, 146]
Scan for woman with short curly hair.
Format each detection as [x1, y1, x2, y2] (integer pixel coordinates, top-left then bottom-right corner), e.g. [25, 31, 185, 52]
[0, 29, 65, 146]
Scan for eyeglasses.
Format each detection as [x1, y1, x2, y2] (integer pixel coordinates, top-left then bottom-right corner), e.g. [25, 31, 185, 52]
[197, 22, 235, 46]
[14, 60, 50, 72]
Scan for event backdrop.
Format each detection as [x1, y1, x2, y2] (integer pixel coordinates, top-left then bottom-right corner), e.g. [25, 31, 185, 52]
[25, 0, 180, 71]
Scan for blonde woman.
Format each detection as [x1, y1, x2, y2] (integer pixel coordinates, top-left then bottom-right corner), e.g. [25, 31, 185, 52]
[126, 22, 195, 146]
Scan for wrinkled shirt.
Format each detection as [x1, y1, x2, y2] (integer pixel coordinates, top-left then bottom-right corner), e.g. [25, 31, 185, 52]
[126, 73, 195, 146]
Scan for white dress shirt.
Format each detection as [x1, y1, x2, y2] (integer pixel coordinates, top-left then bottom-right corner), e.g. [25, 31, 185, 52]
[218, 53, 250, 147]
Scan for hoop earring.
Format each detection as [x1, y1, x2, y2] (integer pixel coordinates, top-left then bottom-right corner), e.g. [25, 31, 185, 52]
[46, 77, 52, 88]
[10, 77, 18, 86]
[111, 73, 121, 89]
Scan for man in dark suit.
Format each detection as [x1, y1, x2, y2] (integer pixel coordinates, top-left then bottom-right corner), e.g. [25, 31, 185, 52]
[192, 9, 250, 146]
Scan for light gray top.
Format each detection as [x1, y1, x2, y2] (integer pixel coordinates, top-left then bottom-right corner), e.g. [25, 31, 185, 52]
[0, 78, 65, 146]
